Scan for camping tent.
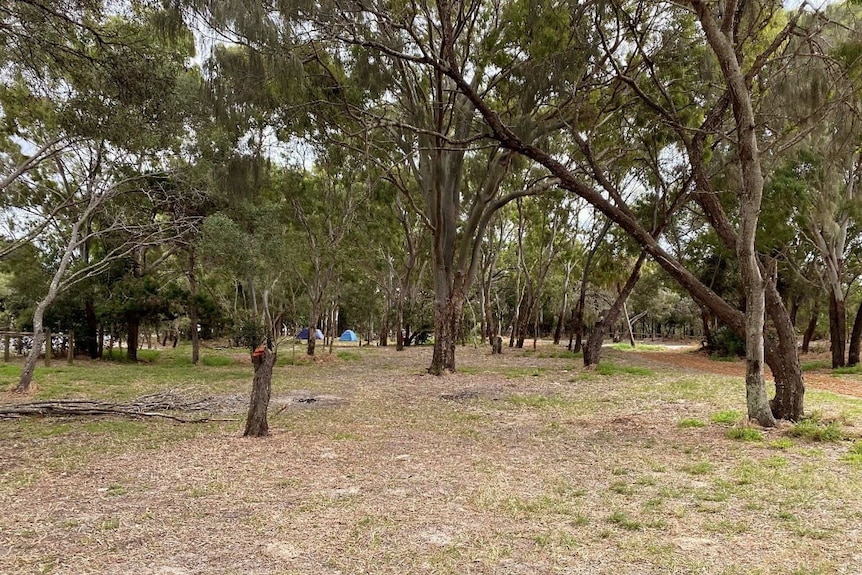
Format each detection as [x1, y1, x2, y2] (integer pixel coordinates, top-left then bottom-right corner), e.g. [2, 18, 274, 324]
[296, 327, 324, 340]
[339, 329, 359, 342]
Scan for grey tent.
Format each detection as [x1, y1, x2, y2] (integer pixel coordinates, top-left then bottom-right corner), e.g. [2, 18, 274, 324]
[296, 327, 324, 340]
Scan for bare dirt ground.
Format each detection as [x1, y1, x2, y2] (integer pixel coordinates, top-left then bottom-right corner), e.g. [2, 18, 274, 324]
[2, 344, 861, 575]
[634, 348, 862, 398]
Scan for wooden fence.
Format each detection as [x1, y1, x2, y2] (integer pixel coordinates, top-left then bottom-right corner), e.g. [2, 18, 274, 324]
[0, 331, 74, 365]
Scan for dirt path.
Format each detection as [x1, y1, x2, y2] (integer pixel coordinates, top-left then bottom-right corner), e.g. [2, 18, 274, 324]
[634, 349, 862, 398]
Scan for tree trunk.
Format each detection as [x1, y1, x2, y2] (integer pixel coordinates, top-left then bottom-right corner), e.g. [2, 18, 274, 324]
[189, 249, 200, 365]
[127, 313, 140, 362]
[700, 308, 713, 347]
[802, 300, 819, 353]
[584, 253, 645, 367]
[85, 297, 99, 359]
[583, 318, 605, 367]
[244, 346, 276, 437]
[428, 292, 464, 375]
[692, 1, 774, 427]
[16, 305, 47, 393]
[848, 300, 862, 366]
[789, 295, 801, 328]
[828, 290, 846, 368]
[765, 283, 805, 421]
[395, 299, 405, 351]
[380, 313, 389, 347]
[623, 300, 635, 347]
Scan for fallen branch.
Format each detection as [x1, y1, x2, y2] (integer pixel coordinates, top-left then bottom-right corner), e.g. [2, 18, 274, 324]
[0, 392, 238, 422]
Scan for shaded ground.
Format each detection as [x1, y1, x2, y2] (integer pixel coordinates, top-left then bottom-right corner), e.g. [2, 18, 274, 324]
[635, 347, 862, 398]
[2, 343, 861, 575]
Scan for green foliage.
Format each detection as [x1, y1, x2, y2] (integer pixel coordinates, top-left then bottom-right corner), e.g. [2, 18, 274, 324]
[709, 326, 745, 358]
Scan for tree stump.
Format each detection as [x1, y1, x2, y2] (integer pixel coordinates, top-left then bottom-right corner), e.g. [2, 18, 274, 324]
[491, 335, 503, 355]
[244, 345, 276, 437]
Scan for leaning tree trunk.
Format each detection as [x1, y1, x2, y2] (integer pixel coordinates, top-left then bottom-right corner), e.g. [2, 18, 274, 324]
[16, 304, 48, 393]
[828, 290, 846, 368]
[848, 300, 862, 367]
[802, 300, 819, 354]
[244, 346, 276, 437]
[583, 253, 646, 367]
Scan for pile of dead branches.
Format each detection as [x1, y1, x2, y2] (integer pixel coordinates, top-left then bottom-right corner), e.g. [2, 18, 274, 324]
[0, 390, 236, 422]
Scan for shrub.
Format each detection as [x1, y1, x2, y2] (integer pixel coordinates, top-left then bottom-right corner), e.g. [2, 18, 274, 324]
[708, 326, 745, 358]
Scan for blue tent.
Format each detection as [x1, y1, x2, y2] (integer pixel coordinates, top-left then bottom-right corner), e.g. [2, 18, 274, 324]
[296, 327, 324, 340]
[339, 329, 359, 342]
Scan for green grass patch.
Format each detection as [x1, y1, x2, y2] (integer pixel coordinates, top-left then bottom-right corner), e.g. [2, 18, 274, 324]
[100, 348, 160, 362]
[787, 417, 844, 442]
[769, 438, 794, 450]
[833, 365, 862, 375]
[711, 410, 742, 425]
[682, 461, 713, 476]
[336, 351, 361, 361]
[611, 343, 668, 352]
[608, 511, 642, 531]
[596, 363, 654, 376]
[842, 442, 862, 466]
[678, 418, 706, 428]
[801, 360, 832, 372]
[726, 427, 763, 441]
[537, 349, 583, 359]
[201, 355, 235, 367]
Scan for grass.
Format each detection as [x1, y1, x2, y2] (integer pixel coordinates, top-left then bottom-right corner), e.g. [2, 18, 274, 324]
[833, 365, 862, 375]
[711, 409, 743, 425]
[596, 362, 654, 376]
[726, 427, 764, 441]
[611, 343, 671, 352]
[201, 355, 235, 367]
[505, 393, 571, 409]
[801, 360, 832, 372]
[2, 342, 862, 575]
[787, 417, 844, 442]
[843, 442, 862, 466]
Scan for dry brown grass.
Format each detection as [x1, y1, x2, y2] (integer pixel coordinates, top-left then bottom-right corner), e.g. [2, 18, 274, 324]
[2, 343, 862, 575]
